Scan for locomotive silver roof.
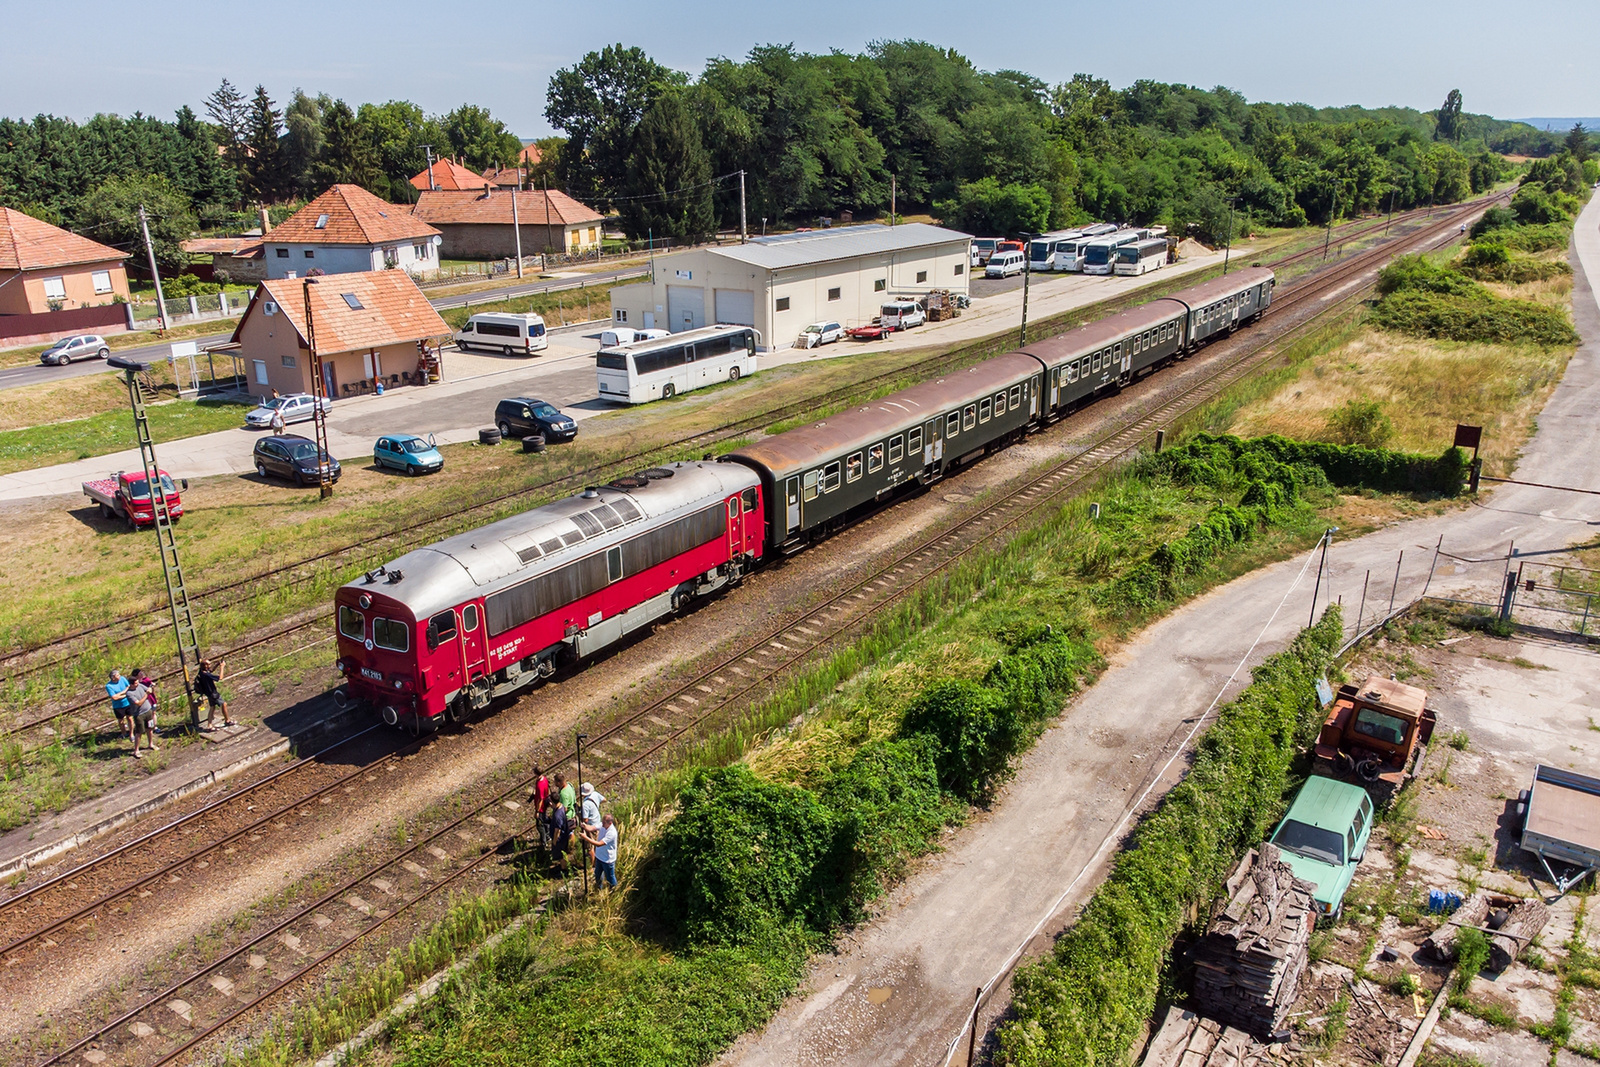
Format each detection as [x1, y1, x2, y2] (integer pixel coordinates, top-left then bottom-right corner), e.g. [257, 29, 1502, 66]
[341, 461, 759, 620]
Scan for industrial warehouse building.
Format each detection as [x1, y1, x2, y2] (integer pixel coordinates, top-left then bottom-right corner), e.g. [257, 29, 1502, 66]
[607, 223, 971, 349]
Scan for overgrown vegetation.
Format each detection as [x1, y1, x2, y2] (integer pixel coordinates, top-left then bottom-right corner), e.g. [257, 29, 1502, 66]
[995, 610, 1343, 1065]
[1372, 255, 1578, 347]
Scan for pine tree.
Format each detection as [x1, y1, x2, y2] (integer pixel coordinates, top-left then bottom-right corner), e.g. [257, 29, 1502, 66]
[1434, 89, 1463, 143]
[1566, 123, 1591, 163]
[619, 92, 714, 241]
[204, 78, 249, 170]
[318, 100, 380, 191]
[243, 85, 286, 201]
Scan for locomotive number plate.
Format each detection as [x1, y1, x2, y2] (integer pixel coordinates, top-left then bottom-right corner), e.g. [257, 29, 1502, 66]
[360, 667, 383, 681]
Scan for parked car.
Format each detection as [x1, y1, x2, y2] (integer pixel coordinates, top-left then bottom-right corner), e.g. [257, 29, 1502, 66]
[252, 434, 342, 486]
[1268, 775, 1374, 918]
[969, 238, 1000, 268]
[494, 397, 577, 442]
[245, 393, 331, 429]
[40, 335, 110, 366]
[798, 321, 844, 348]
[374, 433, 443, 475]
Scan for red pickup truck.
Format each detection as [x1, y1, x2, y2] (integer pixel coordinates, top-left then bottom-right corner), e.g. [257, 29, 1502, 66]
[83, 470, 186, 529]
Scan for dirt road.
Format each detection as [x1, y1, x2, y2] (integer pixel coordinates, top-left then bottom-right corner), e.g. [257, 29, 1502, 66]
[719, 195, 1600, 1065]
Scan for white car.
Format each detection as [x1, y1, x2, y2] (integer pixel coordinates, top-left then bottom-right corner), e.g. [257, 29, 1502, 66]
[39, 334, 110, 366]
[798, 321, 844, 348]
[245, 393, 332, 429]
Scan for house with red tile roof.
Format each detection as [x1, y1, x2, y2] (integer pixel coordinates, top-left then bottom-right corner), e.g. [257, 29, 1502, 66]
[0, 207, 131, 315]
[229, 270, 451, 400]
[412, 188, 605, 259]
[409, 158, 493, 193]
[482, 166, 526, 189]
[265, 185, 441, 280]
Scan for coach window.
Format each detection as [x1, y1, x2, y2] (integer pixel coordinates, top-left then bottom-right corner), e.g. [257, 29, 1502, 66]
[462, 604, 480, 633]
[607, 546, 623, 583]
[741, 487, 758, 512]
[374, 618, 410, 653]
[979, 398, 992, 423]
[1091, 352, 1101, 373]
[821, 461, 842, 493]
[425, 610, 457, 651]
[338, 606, 364, 640]
[803, 470, 819, 502]
[994, 391, 1006, 416]
[1066, 360, 1078, 383]
[1009, 384, 1022, 409]
[907, 426, 922, 453]
[963, 404, 976, 431]
[888, 435, 904, 463]
[846, 452, 863, 483]
[868, 443, 884, 472]
[947, 412, 961, 437]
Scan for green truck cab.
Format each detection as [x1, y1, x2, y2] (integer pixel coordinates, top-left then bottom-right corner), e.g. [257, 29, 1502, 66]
[1268, 775, 1374, 918]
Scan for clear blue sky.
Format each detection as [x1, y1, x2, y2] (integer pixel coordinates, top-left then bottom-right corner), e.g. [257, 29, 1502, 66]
[7, 0, 1597, 135]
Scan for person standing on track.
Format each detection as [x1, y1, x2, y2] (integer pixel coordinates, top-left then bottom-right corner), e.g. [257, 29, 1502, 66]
[528, 768, 552, 851]
[197, 659, 236, 730]
[105, 669, 134, 743]
[125, 676, 159, 758]
[580, 814, 619, 890]
[131, 666, 159, 735]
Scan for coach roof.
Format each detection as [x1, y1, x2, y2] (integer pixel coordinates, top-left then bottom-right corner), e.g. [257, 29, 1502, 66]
[342, 462, 759, 621]
[726, 352, 1041, 477]
[1020, 298, 1188, 367]
[1165, 265, 1275, 310]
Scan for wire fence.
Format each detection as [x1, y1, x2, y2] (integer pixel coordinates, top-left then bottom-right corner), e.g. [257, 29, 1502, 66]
[129, 287, 257, 325]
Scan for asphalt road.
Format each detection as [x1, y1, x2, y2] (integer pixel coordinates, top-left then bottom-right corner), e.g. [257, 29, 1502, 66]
[0, 265, 649, 393]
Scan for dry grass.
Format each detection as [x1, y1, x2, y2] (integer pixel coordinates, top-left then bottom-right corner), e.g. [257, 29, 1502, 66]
[1482, 273, 1573, 308]
[1222, 328, 1571, 478]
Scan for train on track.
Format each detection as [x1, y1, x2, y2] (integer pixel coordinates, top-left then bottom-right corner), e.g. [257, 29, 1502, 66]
[334, 267, 1275, 732]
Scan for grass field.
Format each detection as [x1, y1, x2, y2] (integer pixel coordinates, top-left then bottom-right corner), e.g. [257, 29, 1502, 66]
[0, 318, 242, 370]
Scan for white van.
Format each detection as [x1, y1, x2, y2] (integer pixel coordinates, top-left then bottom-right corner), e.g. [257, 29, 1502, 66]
[600, 327, 666, 348]
[985, 250, 1024, 278]
[879, 300, 926, 330]
[456, 312, 548, 355]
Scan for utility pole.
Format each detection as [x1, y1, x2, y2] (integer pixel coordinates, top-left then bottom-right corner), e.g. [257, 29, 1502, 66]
[139, 205, 169, 334]
[511, 187, 524, 278]
[542, 177, 551, 272]
[890, 174, 896, 226]
[421, 144, 436, 191]
[1308, 527, 1339, 626]
[739, 170, 748, 243]
[1222, 196, 1239, 276]
[1384, 188, 1396, 235]
[1322, 185, 1340, 261]
[575, 732, 589, 896]
[1019, 232, 1036, 346]
[302, 278, 333, 499]
[648, 227, 655, 284]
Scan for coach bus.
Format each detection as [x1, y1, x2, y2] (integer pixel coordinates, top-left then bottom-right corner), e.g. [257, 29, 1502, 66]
[596, 324, 759, 404]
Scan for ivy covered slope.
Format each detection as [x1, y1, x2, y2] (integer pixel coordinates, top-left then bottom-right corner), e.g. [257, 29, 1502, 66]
[996, 608, 1345, 1066]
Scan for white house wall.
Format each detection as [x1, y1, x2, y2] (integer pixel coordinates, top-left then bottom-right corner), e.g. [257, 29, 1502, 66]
[265, 241, 435, 280]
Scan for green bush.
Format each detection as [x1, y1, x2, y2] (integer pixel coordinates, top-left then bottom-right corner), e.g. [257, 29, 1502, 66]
[1325, 399, 1394, 448]
[1469, 205, 1515, 239]
[1375, 255, 1484, 299]
[1457, 242, 1571, 284]
[901, 681, 1023, 803]
[1372, 289, 1579, 347]
[1511, 182, 1574, 225]
[1495, 223, 1572, 253]
[162, 273, 223, 298]
[997, 610, 1345, 1066]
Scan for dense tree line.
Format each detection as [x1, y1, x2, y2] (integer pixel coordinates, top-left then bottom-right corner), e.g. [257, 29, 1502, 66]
[542, 45, 1554, 242]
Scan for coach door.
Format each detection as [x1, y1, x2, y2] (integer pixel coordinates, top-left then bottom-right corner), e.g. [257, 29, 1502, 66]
[784, 476, 801, 535]
[458, 603, 487, 681]
[924, 417, 944, 466]
[726, 496, 741, 558]
[1049, 366, 1060, 409]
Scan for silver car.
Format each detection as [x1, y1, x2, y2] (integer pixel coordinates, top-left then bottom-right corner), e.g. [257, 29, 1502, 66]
[40, 334, 110, 366]
[245, 393, 331, 428]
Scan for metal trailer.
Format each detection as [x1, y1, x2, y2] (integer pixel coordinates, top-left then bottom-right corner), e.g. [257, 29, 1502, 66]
[1518, 765, 1600, 894]
[725, 353, 1043, 551]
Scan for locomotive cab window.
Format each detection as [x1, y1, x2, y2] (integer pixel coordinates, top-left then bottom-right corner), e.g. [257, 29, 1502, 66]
[947, 412, 961, 436]
[888, 435, 904, 463]
[607, 546, 623, 583]
[821, 461, 842, 493]
[426, 610, 457, 650]
[338, 606, 364, 640]
[868, 443, 884, 472]
[803, 470, 819, 502]
[979, 398, 992, 423]
[374, 618, 410, 652]
[962, 404, 976, 431]
[462, 604, 480, 633]
[741, 487, 758, 512]
[846, 452, 863, 483]
[907, 426, 922, 453]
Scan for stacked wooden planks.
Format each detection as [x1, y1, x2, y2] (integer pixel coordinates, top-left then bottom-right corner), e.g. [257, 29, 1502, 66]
[1191, 846, 1318, 1038]
[1140, 1006, 1290, 1066]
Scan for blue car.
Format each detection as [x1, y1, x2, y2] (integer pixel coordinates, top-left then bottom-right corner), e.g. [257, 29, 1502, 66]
[374, 433, 444, 475]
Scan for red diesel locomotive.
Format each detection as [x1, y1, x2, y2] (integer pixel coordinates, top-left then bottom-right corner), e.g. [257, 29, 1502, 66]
[334, 461, 763, 732]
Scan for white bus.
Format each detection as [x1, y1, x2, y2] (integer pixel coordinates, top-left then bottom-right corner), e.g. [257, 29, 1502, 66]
[596, 324, 759, 404]
[1048, 224, 1118, 271]
[455, 312, 548, 355]
[1028, 229, 1080, 273]
[1113, 237, 1170, 276]
[1080, 229, 1147, 275]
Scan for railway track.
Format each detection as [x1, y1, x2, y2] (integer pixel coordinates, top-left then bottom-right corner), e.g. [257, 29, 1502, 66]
[15, 191, 1493, 1067]
[0, 199, 1476, 758]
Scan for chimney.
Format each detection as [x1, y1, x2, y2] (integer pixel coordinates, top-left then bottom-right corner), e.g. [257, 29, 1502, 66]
[483, 183, 492, 200]
[258, 205, 272, 236]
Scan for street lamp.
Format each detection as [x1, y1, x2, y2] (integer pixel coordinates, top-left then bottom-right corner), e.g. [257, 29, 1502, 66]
[575, 731, 589, 896]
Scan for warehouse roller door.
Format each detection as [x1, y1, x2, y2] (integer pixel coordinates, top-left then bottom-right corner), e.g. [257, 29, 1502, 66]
[667, 286, 705, 332]
[714, 288, 756, 327]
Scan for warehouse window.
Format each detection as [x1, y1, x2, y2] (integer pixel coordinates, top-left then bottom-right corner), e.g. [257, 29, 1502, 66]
[916, 270, 927, 283]
[874, 279, 886, 292]
[615, 309, 627, 322]
[954, 263, 964, 276]
[868, 443, 884, 472]
[775, 297, 790, 311]
[907, 427, 922, 453]
[888, 435, 904, 464]
[846, 452, 862, 482]
[828, 287, 841, 301]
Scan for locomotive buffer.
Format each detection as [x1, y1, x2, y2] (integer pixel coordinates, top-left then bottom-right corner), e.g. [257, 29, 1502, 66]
[108, 355, 202, 729]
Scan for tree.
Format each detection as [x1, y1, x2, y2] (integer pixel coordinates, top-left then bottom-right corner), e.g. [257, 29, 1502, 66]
[934, 177, 1050, 234]
[1434, 89, 1462, 143]
[204, 78, 248, 166]
[1566, 123, 1591, 163]
[317, 99, 380, 191]
[618, 92, 714, 240]
[282, 89, 326, 197]
[173, 105, 237, 213]
[77, 173, 196, 277]
[441, 104, 520, 172]
[356, 100, 447, 202]
[545, 44, 685, 205]
[243, 85, 287, 201]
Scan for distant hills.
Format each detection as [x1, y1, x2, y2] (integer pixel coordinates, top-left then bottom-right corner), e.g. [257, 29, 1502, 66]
[1515, 117, 1600, 132]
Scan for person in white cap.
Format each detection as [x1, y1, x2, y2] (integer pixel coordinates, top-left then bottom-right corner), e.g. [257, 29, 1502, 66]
[579, 782, 605, 831]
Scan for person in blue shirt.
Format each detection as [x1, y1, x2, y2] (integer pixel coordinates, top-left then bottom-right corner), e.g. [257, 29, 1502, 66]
[105, 669, 134, 743]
